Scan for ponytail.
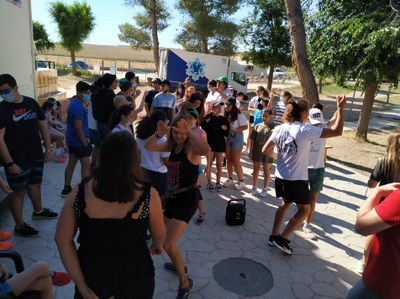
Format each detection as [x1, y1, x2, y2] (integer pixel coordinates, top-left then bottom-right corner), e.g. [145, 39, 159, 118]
[282, 99, 308, 123]
[109, 105, 133, 130]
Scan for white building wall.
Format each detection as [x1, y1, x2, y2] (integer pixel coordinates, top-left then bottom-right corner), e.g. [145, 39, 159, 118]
[0, 0, 36, 98]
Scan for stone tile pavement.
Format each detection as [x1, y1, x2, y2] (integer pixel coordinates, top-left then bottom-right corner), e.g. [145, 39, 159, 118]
[0, 153, 368, 298]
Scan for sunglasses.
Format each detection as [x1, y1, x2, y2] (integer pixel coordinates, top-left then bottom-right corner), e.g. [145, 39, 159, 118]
[0, 88, 12, 95]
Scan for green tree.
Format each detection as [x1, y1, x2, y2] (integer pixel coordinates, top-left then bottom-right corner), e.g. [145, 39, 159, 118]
[175, 0, 242, 56]
[49, 1, 95, 75]
[33, 21, 55, 53]
[240, 0, 291, 90]
[119, 0, 170, 73]
[308, 0, 400, 139]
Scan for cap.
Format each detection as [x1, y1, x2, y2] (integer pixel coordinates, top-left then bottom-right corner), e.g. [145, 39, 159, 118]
[308, 108, 324, 124]
[119, 78, 129, 84]
[226, 97, 236, 106]
[161, 79, 170, 86]
[216, 76, 228, 85]
[152, 78, 162, 85]
[120, 81, 132, 92]
[211, 100, 224, 107]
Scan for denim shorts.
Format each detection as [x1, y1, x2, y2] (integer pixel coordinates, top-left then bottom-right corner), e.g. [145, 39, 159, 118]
[308, 168, 325, 193]
[346, 279, 383, 299]
[226, 133, 244, 149]
[4, 159, 44, 191]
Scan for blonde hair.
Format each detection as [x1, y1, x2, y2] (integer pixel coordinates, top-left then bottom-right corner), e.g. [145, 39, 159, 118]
[380, 130, 400, 182]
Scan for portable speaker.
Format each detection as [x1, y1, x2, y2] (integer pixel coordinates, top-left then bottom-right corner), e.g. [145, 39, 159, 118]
[225, 199, 246, 226]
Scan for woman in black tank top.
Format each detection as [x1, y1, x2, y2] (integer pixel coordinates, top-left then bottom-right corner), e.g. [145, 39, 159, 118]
[145, 116, 210, 299]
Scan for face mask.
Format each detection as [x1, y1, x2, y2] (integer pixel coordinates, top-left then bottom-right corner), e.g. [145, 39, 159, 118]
[163, 89, 168, 93]
[0, 90, 15, 103]
[83, 93, 92, 102]
[177, 88, 182, 93]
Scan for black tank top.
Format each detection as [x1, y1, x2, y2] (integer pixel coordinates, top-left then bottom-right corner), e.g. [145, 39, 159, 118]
[166, 145, 199, 192]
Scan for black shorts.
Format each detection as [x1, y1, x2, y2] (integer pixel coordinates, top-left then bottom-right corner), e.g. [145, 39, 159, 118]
[164, 188, 199, 223]
[209, 140, 226, 153]
[275, 177, 310, 205]
[249, 115, 254, 124]
[68, 145, 92, 159]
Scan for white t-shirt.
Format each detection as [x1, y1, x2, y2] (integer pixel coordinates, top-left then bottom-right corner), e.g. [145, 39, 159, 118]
[308, 122, 327, 169]
[136, 137, 170, 173]
[217, 89, 232, 116]
[230, 113, 247, 130]
[248, 96, 260, 116]
[270, 121, 323, 180]
[87, 101, 97, 130]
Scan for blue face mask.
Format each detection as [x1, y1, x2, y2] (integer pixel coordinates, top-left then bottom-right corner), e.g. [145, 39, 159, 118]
[0, 88, 15, 103]
[83, 93, 92, 102]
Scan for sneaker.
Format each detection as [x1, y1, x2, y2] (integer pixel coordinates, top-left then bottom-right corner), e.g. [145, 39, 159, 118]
[53, 154, 67, 163]
[164, 262, 188, 274]
[14, 223, 39, 238]
[61, 185, 72, 198]
[0, 241, 13, 250]
[273, 235, 293, 255]
[259, 188, 268, 198]
[32, 208, 58, 220]
[222, 158, 226, 167]
[357, 260, 365, 274]
[215, 182, 222, 192]
[235, 180, 245, 190]
[250, 186, 258, 196]
[176, 277, 194, 299]
[0, 231, 12, 241]
[207, 183, 214, 192]
[269, 235, 291, 247]
[52, 271, 71, 286]
[195, 212, 206, 225]
[303, 224, 318, 240]
[223, 178, 235, 188]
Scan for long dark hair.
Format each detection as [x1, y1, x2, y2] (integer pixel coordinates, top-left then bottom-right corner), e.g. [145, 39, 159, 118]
[136, 110, 167, 139]
[109, 105, 133, 130]
[224, 102, 241, 122]
[283, 99, 309, 123]
[92, 132, 146, 203]
[41, 101, 54, 114]
[188, 92, 205, 122]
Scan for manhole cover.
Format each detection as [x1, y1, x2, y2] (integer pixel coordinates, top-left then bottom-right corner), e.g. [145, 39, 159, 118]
[213, 258, 273, 296]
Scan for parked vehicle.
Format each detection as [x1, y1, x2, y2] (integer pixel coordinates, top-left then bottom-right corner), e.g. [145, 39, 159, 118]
[159, 48, 247, 94]
[67, 60, 89, 70]
[266, 67, 285, 80]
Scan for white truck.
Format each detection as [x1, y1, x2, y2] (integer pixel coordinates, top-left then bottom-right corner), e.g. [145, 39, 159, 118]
[159, 48, 247, 94]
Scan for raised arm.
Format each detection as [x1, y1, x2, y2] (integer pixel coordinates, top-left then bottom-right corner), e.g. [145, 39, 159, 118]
[144, 120, 171, 152]
[320, 95, 346, 138]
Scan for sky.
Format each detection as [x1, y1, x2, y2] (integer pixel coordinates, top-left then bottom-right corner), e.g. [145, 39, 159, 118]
[31, 0, 252, 49]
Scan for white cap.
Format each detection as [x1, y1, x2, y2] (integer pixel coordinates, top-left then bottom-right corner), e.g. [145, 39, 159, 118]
[308, 108, 324, 124]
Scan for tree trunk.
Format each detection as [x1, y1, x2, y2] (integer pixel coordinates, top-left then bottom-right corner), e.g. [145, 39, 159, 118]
[201, 37, 209, 54]
[318, 77, 322, 94]
[284, 0, 319, 105]
[267, 65, 274, 91]
[71, 50, 76, 76]
[355, 81, 378, 140]
[150, 0, 160, 74]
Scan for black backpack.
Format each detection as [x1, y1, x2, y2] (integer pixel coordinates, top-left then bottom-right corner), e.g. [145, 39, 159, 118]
[225, 199, 246, 226]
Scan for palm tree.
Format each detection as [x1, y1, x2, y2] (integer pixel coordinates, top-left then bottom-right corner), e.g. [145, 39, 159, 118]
[49, 1, 95, 75]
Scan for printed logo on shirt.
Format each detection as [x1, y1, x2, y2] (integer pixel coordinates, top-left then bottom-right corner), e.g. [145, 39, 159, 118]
[12, 108, 37, 122]
[277, 130, 298, 155]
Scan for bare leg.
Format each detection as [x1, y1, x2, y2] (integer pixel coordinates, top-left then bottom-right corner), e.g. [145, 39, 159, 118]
[252, 162, 261, 187]
[79, 156, 91, 179]
[225, 147, 233, 178]
[306, 192, 318, 224]
[64, 154, 78, 186]
[198, 200, 205, 214]
[262, 162, 271, 188]
[8, 191, 26, 227]
[271, 199, 292, 236]
[205, 152, 214, 184]
[163, 218, 190, 288]
[215, 153, 223, 183]
[27, 184, 43, 212]
[281, 204, 311, 239]
[7, 261, 53, 299]
[246, 124, 253, 148]
[231, 148, 243, 180]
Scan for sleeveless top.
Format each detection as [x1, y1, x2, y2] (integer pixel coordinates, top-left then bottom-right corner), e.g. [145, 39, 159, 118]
[166, 145, 199, 192]
[73, 181, 154, 298]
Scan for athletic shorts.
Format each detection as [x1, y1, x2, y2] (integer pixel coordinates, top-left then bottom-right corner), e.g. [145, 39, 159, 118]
[5, 159, 44, 191]
[308, 168, 325, 193]
[164, 188, 199, 223]
[226, 133, 244, 149]
[251, 150, 274, 164]
[88, 128, 101, 148]
[275, 177, 310, 205]
[249, 115, 254, 124]
[68, 145, 92, 159]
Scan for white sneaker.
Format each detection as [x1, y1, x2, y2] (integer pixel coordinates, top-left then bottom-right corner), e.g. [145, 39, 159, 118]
[235, 181, 246, 190]
[259, 188, 268, 198]
[223, 178, 235, 188]
[303, 224, 318, 240]
[250, 186, 258, 195]
[357, 259, 365, 274]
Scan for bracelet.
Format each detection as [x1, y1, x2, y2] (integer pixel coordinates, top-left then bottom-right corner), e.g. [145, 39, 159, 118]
[155, 132, 163, 139]
[5, 162, 14, 167]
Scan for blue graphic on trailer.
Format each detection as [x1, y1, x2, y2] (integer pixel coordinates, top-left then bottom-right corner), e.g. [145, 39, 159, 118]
[186, 58, 206, 81]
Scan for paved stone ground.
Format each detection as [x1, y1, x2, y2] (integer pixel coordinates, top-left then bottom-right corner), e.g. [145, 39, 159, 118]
[0, 152, 368, 298]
